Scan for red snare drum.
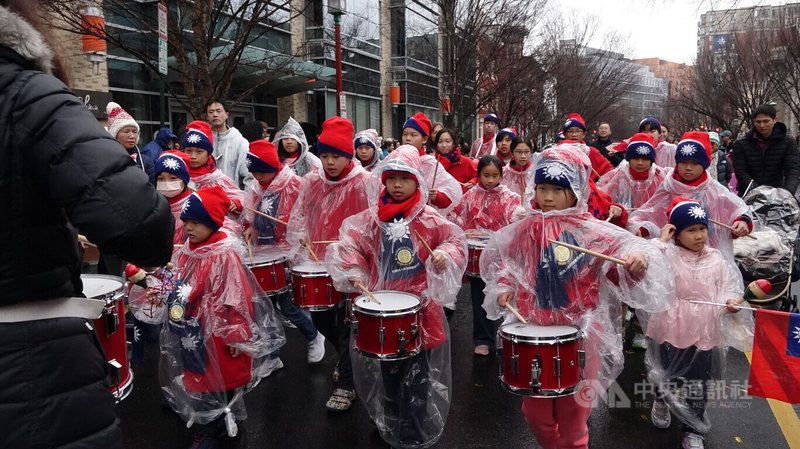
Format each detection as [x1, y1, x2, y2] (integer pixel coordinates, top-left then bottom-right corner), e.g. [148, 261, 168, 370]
[81, 274, 133, 401]
[467, 239, 486, 277]
[352, 291, 421, 360]
[246, 254, 288, 294]
[290, 262, 344, 310]
[498, 323, 584, 397]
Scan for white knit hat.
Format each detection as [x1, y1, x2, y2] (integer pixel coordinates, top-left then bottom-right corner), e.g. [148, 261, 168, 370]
[106, 102, 139, 138]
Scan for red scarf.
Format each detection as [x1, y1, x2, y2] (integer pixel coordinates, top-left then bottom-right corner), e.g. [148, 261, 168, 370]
[188, 154, 217, 178]
[672, 168, 708, 187]
[629, 166, 650, 181]
[324, 159, 355, 181]
[483, 133, 495, 143]
[187, 230, 227, 251]
[377, 189, 422, 222]
[509, 160, 531, 172]
[168, 189, 192, 206]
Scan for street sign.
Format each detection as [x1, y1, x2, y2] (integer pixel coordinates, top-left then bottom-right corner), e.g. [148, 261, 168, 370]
[339, 92, 347, 118]
[158, 2, 168, 75]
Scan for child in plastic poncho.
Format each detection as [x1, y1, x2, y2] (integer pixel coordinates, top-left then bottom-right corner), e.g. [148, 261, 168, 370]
[354, 128, 384, 172]
[286, 116, 377, 412]
[480, 145, 673, 449]
[154, 150, 193, 247]
[401, 112, 463, 215]
[160, 186, 285, 448]
[241, 140, 326, 367]
[273, 116, 321, 177]
[646, 198, 753, 449]
[628, 131, 753, 262]
[502, 137, 534, 197]
[597, 132, 666, 210]
[326, 145, 467, 449]
[447, 155, 521, 356]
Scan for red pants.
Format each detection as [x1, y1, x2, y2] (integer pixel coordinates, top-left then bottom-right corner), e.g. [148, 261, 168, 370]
[521, 394, 592, 449]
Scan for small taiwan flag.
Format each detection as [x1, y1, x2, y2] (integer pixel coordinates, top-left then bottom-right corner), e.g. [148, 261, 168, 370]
[747, 309, 800, 404]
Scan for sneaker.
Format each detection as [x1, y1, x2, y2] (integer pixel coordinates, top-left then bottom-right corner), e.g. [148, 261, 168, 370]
[308, 332, 326, 363]
[188, 435, 219, 449]
[474, 344, 490, 356]
[650, 399, 671, 429]
[682, 432, 704, 449]
[325, 388, 357, 412]
[257, 357, 284, 378]
[632, 333, 647, 350]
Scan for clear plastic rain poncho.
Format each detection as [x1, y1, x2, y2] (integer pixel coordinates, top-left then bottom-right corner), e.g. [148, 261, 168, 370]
[415, 145, 463, 215]
[128, 235, 285, 435]
[189, 165, 246, 236]
[168, 193, 191, 246]
[655, 141, 676, 168]
[501, 163, 532, 197]
[325, 146, 467, 449]
[628, 168, 752, 261]
[596, 160, 666, 209]
[480, 145, 674, 390]
[645, 240, 753, 434]
[241, 164, 302, 258]
[286, 160, 377, 262]
[734, 186, 800, 283]
[273, 117, 321, 177]
[447, 183, 522, 234]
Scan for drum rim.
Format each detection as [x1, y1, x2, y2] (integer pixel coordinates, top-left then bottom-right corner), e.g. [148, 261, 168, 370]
[467, 240, 487, 248]
[499, 323, 581, 343]
[353, 344, 421, 360]
[499, 377, 579, 398]
[290, 268, 330, 277]
[352, 290, 421, 316]
[111, 369, 134, 403]
[246, 256, 287, 268]
[80, 274, 126, 299]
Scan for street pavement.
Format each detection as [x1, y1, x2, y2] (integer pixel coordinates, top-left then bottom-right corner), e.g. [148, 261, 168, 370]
[117, 284, 798, 449]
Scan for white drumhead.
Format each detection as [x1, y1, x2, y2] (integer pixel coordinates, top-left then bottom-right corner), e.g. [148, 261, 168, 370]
[501, 323, 578, 338]
[468, 239, 487, 249]
[291, 262, 328, 274]
[355, 291, 420, 311]
[246, 253, 286, 266]
[81, 275, 124, 298]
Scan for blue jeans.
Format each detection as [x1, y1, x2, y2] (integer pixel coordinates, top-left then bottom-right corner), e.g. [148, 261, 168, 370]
[268, 291, 319, 359]
[470, 277, 495, 346]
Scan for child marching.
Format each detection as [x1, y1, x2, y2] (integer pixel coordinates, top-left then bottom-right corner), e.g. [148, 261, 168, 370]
[597, 132, 666, 210]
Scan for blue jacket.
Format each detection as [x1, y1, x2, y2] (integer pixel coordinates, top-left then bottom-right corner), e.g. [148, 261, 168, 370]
[141, 126, 176, 163]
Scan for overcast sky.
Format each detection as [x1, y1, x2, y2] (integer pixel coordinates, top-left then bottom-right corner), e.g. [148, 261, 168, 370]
[561, 0, 786, 64]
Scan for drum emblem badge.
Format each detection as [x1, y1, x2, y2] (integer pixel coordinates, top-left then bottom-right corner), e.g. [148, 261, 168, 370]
[395, 247, 414, 266]
[169, 304, 185, 321]
[554, 245, 572, 266]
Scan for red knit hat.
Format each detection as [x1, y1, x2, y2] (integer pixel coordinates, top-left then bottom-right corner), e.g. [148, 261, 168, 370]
[625, 132, 657, 162]
[247, 140, 282, 173]
[106, 102, 139, 138]
[675, 131, 713, 169]
[182, 120, 215, 153]
[563, 113, 587, 132]
[317, 117, 355, 158]
[402, 112, 433, 137]
[180, 185, 229, 232]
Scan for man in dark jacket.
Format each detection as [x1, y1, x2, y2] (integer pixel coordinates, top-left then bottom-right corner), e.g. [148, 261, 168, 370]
[0, 3, 173, 448]
[141, 126, 177, 163]
[589, 121, 623, 167]
[732, 104, 800, 197]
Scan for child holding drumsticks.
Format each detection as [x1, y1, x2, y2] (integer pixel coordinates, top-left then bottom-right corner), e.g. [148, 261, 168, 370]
[481, 145, 672, 449]
[326, 145, 467, 449]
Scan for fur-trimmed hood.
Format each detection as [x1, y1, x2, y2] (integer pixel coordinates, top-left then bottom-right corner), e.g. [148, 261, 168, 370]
[0, 6, 54, 74]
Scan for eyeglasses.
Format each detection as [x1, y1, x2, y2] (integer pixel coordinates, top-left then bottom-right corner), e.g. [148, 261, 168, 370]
[513, 150, 532, 155]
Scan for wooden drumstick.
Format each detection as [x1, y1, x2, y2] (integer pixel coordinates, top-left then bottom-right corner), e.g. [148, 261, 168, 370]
[354, 281, 381, 305]
[605, 215, 614, 222]
[708, 218, 757, 239]
[246, 238, 253, 260]
[432, 158, 441, 188]
[77, 234, 97, 247]
[311, 240, 338, 245]
[547, 239, 628, 265]
[688, 299, 757, 311]
[504, 302, 528, 324]
[303, 241, 320, 263]
[414, 230, 435, 255]
[246, 207, 289, 226]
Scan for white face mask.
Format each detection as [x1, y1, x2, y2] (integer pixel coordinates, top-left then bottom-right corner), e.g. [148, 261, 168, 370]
[157, 180, 184, 198]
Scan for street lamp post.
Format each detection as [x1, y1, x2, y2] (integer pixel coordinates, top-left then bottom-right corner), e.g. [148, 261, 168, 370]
[329, 0, 346, 118]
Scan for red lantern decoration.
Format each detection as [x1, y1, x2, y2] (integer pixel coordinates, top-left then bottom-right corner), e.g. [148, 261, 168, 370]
[440, 98, 451, 114]
[81, 7, 107, 54]
[389, 84, 401, 105]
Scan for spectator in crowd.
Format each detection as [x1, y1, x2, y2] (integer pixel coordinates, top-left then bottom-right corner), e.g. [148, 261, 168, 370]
[719, 130, 734, 153]
[0, 3, 173, 448]
[239, 120, 270, 143]
[470, 113, 499, 158]
[732, 104, 800, 197]
[206, 99, 254, 189]
[708, 131, 733, 187]
[590, 121, 623, 167]
[141, 126, 177, 163]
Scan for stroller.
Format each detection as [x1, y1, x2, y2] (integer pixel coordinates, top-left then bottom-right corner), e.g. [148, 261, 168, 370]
[733, 186, 800, 312]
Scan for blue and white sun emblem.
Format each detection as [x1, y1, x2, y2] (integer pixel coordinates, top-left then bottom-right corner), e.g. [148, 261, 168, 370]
[181, 196, 195, 214]
[246, 157, 252, 168]
[385, 218, 410, 243]
[635, 145, 651, 156]
[162, 157, 180, 170]
[688, 205, 706, 219]
[792, 326, 800, 344]
[186, 133, 201, 144]
[680, 144, 697, 156]
[543, 165, 566, 180]
[181, 334, 201, 350]
[717, 36, 726, 46]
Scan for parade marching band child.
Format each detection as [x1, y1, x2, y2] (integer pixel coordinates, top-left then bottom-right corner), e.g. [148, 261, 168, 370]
[447, 155, 521, 356]
[401, 112, 463, 214]
[182, 120, 245, 217]
[273, 116, 321, 177]
[597, 132, 666, 210]
[629, 131, 753, 261]
[639, 116, 676, 169]
[154, 150, 194, 246]
[241, 140, 326, 366]
[502, 137, 535, 197]
[495, 127, 516, 166]
[287, 116, 376, 412]
[480, 145, 672, 449]
[326, 146, 467, 449]
[561, 113, 613, 179]
[162, 185, 285, 449]
[354, 128, 383, 171]
[434, 128, 478, 191]
[646, 199, 752, 449]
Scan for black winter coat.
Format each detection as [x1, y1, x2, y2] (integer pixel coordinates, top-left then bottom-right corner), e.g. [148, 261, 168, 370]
[732, 122, 800, 196]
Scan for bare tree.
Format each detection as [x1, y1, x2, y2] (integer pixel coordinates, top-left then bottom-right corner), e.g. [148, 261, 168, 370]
[44, 0, 310, 118]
